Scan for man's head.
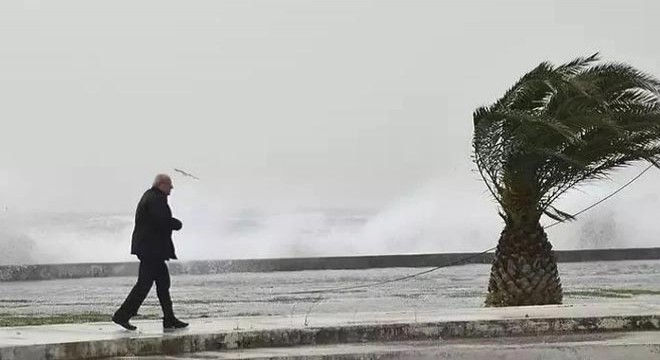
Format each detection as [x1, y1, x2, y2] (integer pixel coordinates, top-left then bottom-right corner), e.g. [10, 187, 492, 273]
[153, 174, 174, 196]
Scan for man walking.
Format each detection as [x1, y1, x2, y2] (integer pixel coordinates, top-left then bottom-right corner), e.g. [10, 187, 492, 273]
[113, 174, 189, 330]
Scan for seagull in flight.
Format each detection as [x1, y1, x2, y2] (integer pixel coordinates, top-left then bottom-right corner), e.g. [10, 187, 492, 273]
[173, 168, 201, 180]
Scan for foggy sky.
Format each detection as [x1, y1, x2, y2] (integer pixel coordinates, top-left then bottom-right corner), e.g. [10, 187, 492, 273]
[1, 0, 660, 262]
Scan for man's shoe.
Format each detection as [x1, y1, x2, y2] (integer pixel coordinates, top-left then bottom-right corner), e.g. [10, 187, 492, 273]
[112, 315, 137, 331]
[163, 318, 189, 330]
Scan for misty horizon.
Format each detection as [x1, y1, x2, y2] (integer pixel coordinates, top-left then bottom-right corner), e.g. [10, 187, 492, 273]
[1, 0, 660, 265]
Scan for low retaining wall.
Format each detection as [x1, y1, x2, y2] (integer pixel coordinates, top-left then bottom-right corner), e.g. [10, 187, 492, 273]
[1, 247, 660, 282]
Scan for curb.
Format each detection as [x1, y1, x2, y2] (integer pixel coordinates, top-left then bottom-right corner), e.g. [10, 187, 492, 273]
[1, 314, 659, 359]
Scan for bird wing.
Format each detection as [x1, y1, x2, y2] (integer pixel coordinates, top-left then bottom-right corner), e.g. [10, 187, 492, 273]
[174, 168, 200, 180]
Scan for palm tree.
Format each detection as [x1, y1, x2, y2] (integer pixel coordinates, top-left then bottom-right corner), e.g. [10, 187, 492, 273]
[473, 54, 660, 306]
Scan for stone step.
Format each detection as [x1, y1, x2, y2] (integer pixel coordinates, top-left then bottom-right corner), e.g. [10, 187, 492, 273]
[116, 333, 660, 360]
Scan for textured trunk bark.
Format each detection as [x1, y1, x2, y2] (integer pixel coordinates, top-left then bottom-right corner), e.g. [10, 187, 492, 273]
[485, 222, 563, 306]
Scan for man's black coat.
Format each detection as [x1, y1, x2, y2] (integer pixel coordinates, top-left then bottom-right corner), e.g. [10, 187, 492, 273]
[130, 187, 182, 260]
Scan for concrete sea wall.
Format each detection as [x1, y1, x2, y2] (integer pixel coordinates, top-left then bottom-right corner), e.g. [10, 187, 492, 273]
[1, 247, 660, 282]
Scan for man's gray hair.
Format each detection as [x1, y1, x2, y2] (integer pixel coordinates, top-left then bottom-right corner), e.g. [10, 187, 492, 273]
[153, 174, 172, 187]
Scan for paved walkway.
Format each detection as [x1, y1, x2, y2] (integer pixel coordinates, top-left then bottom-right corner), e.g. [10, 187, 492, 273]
[1, 303, 659, 359]
[2, 260, 660, 324]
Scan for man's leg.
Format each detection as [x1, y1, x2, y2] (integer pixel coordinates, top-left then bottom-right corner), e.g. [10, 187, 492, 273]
[114, 260, 155, 324]
[153, 260, 175, 321]
[154, 260, 188, 329]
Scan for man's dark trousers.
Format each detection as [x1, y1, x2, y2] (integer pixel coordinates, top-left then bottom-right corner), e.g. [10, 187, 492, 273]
[114, 257, 174, 321]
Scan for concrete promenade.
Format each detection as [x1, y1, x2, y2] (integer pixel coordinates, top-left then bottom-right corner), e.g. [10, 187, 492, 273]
[2, 261, 660, 327]
[1, 303, 659, 359]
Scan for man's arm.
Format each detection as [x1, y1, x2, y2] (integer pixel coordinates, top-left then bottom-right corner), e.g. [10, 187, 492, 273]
[171, 217, 183, 231]
[148, 195, 182, 231]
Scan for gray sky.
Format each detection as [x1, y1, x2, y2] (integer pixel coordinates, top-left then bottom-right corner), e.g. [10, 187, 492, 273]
[1, 1, 659, 258]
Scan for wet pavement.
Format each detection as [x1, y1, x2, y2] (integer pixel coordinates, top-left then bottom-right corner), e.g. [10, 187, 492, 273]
[1, 260, 659, 322]
[5, 303, 658, 346]
[2, 303, 659, 359]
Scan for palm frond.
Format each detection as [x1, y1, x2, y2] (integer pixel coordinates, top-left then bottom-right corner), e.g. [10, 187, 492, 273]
[473, 54, 660, 226]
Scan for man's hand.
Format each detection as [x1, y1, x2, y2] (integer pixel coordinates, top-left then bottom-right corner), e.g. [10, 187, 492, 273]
[171, 218, 183, 231]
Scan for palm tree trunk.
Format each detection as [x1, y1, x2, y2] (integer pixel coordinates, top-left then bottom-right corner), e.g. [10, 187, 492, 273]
[485, 222, 563, 306]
